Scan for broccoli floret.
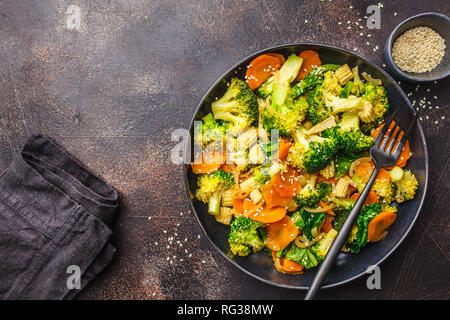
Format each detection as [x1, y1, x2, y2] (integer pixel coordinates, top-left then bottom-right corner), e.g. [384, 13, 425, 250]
[351, 172, 367, 193]
[382, 204, 398, 213]
[362, 82, 389, 121]
[288, 128, 338, 173]
[311, 229, 338, 262]
[194, 113, 227, 147]
[393, 169, 418, 202]
[372, 181, 396, 205]
[290, 211, 305, 229]
[350, 66, 364, 96]
[340, 81, 354, 98]
[256, 75, 275, 99]
[295, 175, 320, 208]
[334, 152, 363, 178]
[253, 161, 283, 185]
[211, 78, 258, 135]
[322, 70, 343, 97]
[196, 169, 234, 215]
[261, 95, 308, 137]
[291, 64, 341, 98]
[228, 217, 265, 256]
[323, 111, 374, 155]
[307, 70, 344, 125]
[294, 177, 332, 209]
[307, 84, 330, 125]
[330, 197, 355, 210]
[317, 182, 333, 200]
[326, 95, 369, 116]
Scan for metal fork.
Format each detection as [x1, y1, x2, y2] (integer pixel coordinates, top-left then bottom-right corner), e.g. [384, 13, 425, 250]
[305, 108, 417, 300]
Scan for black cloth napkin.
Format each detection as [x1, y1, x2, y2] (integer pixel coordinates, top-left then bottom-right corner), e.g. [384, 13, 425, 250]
[0, 135, 118, 299]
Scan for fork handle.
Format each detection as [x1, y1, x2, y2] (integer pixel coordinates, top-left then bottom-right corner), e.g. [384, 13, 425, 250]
[304, 167, 380, 300]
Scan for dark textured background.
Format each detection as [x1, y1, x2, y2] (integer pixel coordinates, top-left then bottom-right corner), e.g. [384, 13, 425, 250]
[0, 0, 448, 300]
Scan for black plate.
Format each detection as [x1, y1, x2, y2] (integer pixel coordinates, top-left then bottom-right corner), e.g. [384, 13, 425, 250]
[183, 43, 429, 289]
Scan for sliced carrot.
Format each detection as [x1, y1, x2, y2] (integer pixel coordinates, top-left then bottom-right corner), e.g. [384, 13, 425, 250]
[265, 52, 285, 64]
[248, 205, 286, 223]
[368, 211, 397, 242]
[296, 50, 322, 81]
[191, 150, 225, 174]
[350, 190, 379, 205]
[272, 166, 302, 198]
[387, 140, 410, 169]
[319, 200, 335, 216]
[271, 252, 304, 273]
[263, 186, 292, 209]
[264, 216, 299, 251]
[277, 138, 292, 161]
[232, 198, 244, 215]
[246, 54, 282, 90]
[354, 160, 375, 181]
[321, 216, 334, 233]
[372, 122, 411, 169]
[281, 258, 304, 272]
[376, 168, 391, 184]
[317, 175, 338, 185]
[221, 164, 235, 174]
[243, 198, 258, 211]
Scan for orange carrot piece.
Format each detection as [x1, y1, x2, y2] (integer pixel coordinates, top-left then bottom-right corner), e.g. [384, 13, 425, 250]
[367, 211, 397, 242]
[265, 52, 285, 64]
[264, 216, 299, 251]
[272, 166, 301, 198]
[296, 50, 322, 81]
[281, 258, 304, 273]
[248, 206, 286, 223]
[263, 186, 292, 209]
[321, 216, 334, 233]
[354, 160, 375, 181]
[271, 252, 304, 273]
[232, 198, 244, 215]
[376, 168, 391, 184]
[243, 198, 258, 211]
[246, 54, 282, 90]
[319, 200, 335, 216]
[350, 191, 379, 205]
[277, 138, 292, 161]
[317, 175, 338, 185]
[191, 150, 224, 174]
[221, 164, 234, 174]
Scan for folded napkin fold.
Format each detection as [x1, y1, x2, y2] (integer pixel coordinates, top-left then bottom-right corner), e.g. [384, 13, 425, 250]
[0, 135, 118, 299]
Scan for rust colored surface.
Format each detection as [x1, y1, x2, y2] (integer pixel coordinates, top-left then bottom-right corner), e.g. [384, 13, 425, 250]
[0, 0, 449, 299]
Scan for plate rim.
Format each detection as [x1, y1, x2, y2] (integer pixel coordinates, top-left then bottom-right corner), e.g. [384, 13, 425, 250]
[183, 42, 429, 290]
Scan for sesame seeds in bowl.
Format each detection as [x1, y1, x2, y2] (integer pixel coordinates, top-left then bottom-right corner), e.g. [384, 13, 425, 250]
[384, 13, 450, 82]
[392, 27, 445, 73]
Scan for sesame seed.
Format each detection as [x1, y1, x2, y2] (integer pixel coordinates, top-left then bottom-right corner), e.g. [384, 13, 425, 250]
[392, 27, 446, 73]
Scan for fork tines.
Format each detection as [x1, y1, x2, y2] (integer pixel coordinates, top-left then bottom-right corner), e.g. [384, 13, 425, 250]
[374, 108, 417, 156]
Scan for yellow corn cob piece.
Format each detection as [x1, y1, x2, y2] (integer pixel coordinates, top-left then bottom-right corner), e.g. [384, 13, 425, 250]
[335, 64, 353, 85]
[249, 189, 263, 204]
[222, 190, 233, 207]
[215, 207, 234, 225]
[237, 128, 258, 150]
[332, 176, 351, 198]
[240, 176, 257, 191]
